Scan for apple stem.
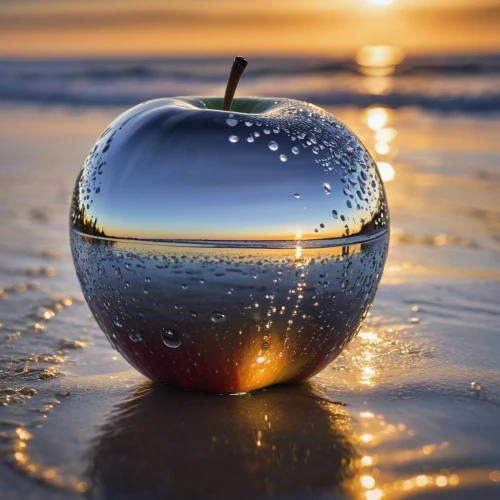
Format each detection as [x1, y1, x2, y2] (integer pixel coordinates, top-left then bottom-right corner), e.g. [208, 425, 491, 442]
[222, 56, 248, 111]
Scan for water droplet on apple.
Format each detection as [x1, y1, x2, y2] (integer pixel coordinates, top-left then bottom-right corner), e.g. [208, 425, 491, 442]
[292, 147, 299, 155]
[347, 200, 352, 208]
[293, 193, 301, 199]
[211, 311, 226, 323]
[263, 129, 271, 135]
[129, 332, 142, 342]
[279, 154, 287, 162]
[189, 310, 198, 319]
[161, 329, 181, 348]
[182, 284, 188, 290]
[247, 136, 255, 143]
[229, 135, 239, 143]
[320, 223, 325, 228]
[226, 118, 238, 127]
[323, 182, 332, 195]
[268, 141, 278, 151]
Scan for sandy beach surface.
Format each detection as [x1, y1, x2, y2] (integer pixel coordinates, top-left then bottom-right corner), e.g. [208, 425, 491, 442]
[1, 100, 499, 500]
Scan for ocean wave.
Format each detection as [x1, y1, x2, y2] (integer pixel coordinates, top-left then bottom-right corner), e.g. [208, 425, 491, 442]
[1, 55, 500, 113]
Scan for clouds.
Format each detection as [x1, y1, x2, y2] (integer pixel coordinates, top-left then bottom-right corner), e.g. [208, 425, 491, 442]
[1, 0, 499, 57]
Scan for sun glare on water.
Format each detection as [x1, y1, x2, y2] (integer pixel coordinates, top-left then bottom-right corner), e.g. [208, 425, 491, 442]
[368, 0, 395, 5]
[377, 162, 395, 182]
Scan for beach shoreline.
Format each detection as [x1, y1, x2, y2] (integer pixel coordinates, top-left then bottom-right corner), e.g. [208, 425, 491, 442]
[1, 103, 499, 499]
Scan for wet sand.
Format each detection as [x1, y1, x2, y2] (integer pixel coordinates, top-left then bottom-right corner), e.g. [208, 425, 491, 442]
[0, 104, 499, 499]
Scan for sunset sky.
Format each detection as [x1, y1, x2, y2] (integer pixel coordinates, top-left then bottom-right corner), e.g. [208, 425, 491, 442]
[1, 0, 500, 57]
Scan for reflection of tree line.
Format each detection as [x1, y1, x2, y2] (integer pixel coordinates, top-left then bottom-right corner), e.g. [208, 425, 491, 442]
[72, 202, 106, 237]
[70, 171, 107, 237]
[70, 197, 386, 242]
[69, 172, 387, 243]
[358, 198, 388, 237]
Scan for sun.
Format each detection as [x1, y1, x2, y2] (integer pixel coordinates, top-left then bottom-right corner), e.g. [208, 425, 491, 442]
[368, 0, 395, 5]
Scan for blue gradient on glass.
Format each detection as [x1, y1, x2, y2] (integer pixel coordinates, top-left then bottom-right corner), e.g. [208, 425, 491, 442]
[71, 97, 388, 243]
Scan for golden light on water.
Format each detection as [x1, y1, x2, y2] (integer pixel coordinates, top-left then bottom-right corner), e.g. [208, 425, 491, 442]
[377, 162, 395, 182]
[375, 142, 390, 155]
[416, 475, 429, 486]
[436, 475, 448, 487]
[365, 489, 384, 500]
[15, 428, 33, 441]
[368, 0, 395, 5]
[376, 128, 397, 143]
[1, 0, 499, 56]
[364, 107, 389, 131]
[361, 106, 397, 182]
[361, 433, 374, 443]
[362, 76, 393, 96]
[338, 326, 499, 500]
[9, 426, 89, 492]
[361, 475, 376, 489]
[356, 45, 405, 76]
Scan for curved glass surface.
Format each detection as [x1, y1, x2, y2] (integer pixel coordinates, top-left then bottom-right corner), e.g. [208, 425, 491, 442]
[70, 97, 389, 244]
[71, 231, 389, 392]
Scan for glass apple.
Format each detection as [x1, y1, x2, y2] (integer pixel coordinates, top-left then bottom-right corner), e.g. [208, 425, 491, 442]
[70, 97, 389, 393]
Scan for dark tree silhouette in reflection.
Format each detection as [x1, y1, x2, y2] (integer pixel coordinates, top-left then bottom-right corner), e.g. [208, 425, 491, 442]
[71, 201, 106, 237]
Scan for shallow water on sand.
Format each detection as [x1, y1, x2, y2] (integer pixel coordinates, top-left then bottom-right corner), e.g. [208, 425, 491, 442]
[0, 104, 499, 499]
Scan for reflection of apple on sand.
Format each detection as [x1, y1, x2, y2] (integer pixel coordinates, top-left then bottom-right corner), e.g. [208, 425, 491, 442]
[88, 383, 358, 499]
